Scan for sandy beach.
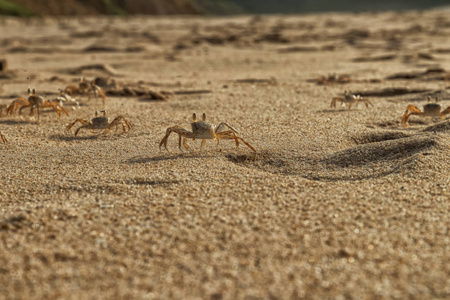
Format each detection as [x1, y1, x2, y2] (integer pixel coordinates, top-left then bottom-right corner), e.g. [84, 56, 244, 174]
[0, 11, 449, 299]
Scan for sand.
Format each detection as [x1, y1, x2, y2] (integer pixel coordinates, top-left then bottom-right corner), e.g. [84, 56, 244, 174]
[0, 11, 449, 299]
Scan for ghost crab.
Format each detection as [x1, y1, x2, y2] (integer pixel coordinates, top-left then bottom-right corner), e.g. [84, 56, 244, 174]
[66, 110, 131, 136]
[0, 131, 6, 143]
[330, 90, 373, 109]
[402, 96, 450, 126]
[7, 88, 69, 121]
[159, 113, 256, 153]
[64, 77, 106, 104]
[55, 89, 80, 110]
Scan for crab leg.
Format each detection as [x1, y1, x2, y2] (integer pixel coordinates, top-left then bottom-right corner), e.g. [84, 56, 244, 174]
[330, 97, 341, 108]
[183, 138, 190, 150]
[401, 105, 423, 126]
[214, 123, 240, 150]
[364, 99, 374, 108]
[75, 125, 93, 136]
[109, 116, 131, 133]
[177, 135, 191, 151]
[216, 131, 256, 153]
[18, 104, 33, 116]
[7, 98, 28, 115]
[43, 102, 69, 117]
[159, 126, 194, 151]
[357, 98, 373, 108]
[178, 134, 183, 150]
[66, 119, 90, 132]
[95, 86, 107, 105]
[33, 105, 40, 121]
[215, 130, 240, 147]
[236, 137, 256, 152]
[216, 122, 239, 134]
[0, 131, 6, 143]
[440, 106, 450, 119]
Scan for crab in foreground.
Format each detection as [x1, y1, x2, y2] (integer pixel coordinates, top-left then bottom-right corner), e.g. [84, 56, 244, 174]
[64, 77, 107, 104]
[7, 88, 69, 121]
[402, 96, 450, 126]
[330, 90, 373, 109]
[66, 111, 131, 136]
[159, 113, 256, 153]
[0, 131, 6, 143]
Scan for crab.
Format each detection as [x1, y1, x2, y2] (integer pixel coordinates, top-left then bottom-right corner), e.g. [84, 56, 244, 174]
[64, 77, 107, 104]
[159, 113, 256, 153]
[55, 89, 80, 110]
[0, 131, 6, 143]
[401, 96, 450, 126]
[66, 110, 131, 136]
[7, 88, 69, 121]
[330, 90, 373, 109]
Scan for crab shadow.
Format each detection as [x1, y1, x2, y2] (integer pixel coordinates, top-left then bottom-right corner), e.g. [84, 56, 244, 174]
[49, 133, 107, 141]
[0, 119, 35, 125]
[317, 108, 363, 113]
[125, 152, 217, 164]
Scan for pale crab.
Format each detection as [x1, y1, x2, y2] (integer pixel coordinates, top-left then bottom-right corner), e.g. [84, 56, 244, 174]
[64, 77, 107, 104]
[401, 96, 450, 126]
[0, 131, 6, 143]
[159, 113, 256, 153]
[330, 90, 373, 109]
[55, 89, 80, 110]
[7, 88, 69, 121]
[66, 110, 132, 136]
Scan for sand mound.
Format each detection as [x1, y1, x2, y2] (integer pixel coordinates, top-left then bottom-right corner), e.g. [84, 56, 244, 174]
[228, 131, 448, 181]
[422, 119, 450, 132]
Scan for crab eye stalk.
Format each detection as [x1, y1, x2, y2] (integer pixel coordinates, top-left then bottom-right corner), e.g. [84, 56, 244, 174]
[193, 113, 197, 122]
[202, 113, 206, 121]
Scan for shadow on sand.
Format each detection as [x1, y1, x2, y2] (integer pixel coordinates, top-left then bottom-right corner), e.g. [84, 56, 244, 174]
[49, 134, 102, 141]
[125, 152, 217, 164]
[0, 119, 35, 125]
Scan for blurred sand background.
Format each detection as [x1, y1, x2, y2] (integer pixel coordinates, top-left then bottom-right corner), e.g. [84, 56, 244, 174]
[0, 10, 449, 299]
